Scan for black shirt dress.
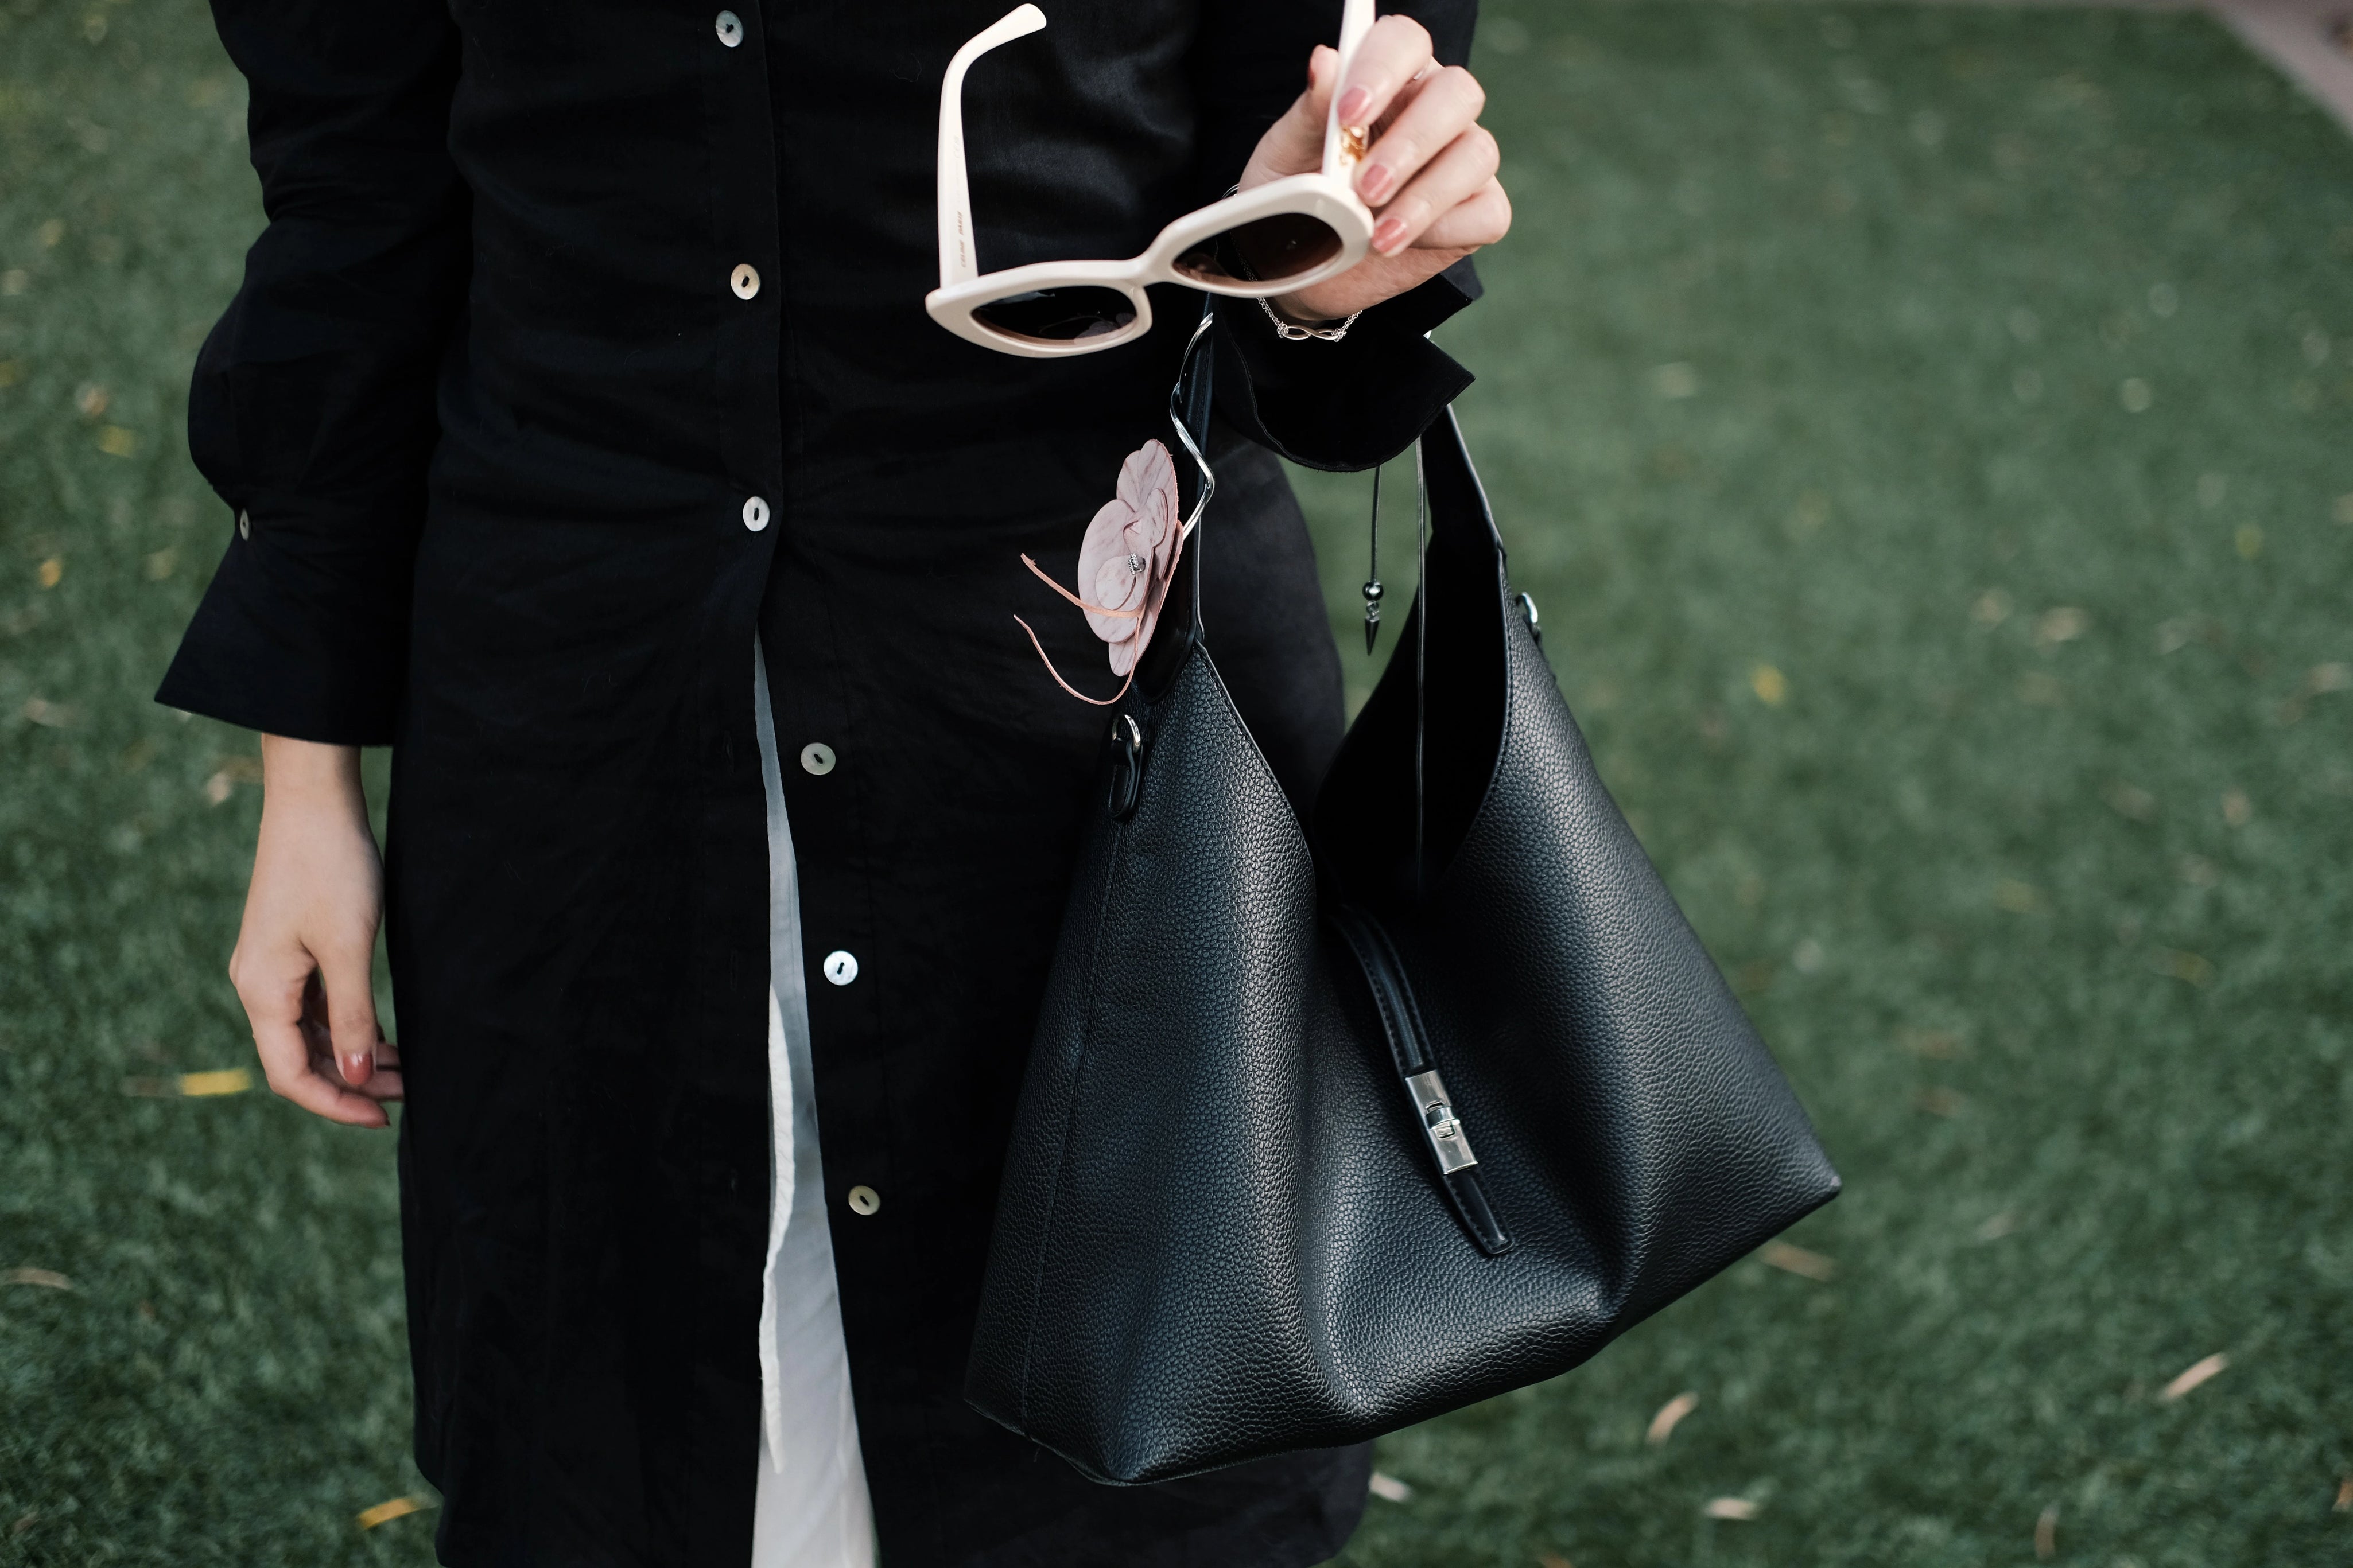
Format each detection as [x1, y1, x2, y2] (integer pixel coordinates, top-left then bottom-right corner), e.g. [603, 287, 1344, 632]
[157, 1, 1479, 1563]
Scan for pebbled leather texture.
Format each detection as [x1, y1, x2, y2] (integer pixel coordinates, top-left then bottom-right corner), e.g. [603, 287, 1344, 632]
[966, 408, 1840, 1487]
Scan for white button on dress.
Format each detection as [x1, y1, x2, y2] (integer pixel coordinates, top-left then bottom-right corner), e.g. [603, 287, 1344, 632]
[845, 1185, 881, 1217]
[750, 645, 877, 1568]
[800, 742, 836, 776]
[732, 263, 761, 299]
[237, 509, 251, 539]
[743, 496, 771, 532]
[822, 951, 858, 986]
[715, 10, 743, 47]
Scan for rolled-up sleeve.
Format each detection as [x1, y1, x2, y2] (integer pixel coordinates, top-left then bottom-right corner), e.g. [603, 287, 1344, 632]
[1193, 0, 1482, 472]
[156, 0, 468, 745]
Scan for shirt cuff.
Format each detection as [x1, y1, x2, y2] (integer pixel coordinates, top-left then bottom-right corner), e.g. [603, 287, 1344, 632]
[153, 501, 416, 745]
[1210, 258, 1481, 473]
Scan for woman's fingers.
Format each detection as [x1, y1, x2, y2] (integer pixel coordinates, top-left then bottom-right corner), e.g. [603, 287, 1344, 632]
[1332, 14, 1436, 139]
[1238, 18, 1511, 315]
[1370, 123, 1503, 255]
[1413, 176, 1512, 254]
[316, 966, 402, 1101]
[360, 1035, 407, 1103]
[235, 944, 387, 1126]
[1356, 65, 1486, 210]
[316, 937, 381, 1087]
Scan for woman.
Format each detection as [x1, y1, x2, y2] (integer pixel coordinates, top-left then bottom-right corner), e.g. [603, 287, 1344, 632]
[161, 1, 1507, 1563]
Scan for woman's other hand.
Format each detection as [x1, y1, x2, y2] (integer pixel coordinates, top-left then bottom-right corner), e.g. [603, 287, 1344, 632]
[228, 735, 402, 1126]
[1238, 13, 1511, 325]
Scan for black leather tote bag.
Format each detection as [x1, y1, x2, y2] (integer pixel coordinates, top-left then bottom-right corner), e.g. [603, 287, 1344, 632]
[968, 322, 1839, 1486]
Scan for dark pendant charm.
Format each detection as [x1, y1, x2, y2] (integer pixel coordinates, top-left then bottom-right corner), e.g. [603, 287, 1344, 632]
[1362, 578, 1384, 653]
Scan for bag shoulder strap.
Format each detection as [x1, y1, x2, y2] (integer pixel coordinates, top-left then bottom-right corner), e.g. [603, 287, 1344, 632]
[1135, 301, 1219, 701]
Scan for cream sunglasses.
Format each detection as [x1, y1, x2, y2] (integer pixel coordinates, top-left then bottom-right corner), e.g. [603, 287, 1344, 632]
[926, 0, 1377, 357]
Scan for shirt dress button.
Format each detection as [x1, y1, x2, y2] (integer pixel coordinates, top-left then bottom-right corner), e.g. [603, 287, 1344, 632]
[713, 10, 743, 46]
[822, 950, 859, 986]
[845, 1185, 882, 1216]
[730, 263, 760, 300]
[236, 509, 251, 540]
[741, 496, 770, 532]
[799, 742, 836, 776]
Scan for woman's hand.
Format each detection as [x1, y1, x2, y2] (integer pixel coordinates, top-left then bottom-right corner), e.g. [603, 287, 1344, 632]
[1237, 13, 1510, 325]
[227, 735, 402, 1127]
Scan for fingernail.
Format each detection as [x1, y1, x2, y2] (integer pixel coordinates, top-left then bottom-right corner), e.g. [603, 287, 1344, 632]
[1336, 85, 1373, 124]
[1373, 216, 1409, 255]
[343, 1051, 373, 1085]
[1358, 162, 1394, 204]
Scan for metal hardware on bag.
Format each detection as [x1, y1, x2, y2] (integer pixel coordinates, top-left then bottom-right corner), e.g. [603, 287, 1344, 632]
[1105, 713, 1145, 822]
[1405, 1069, 1478, 1174]
[1515, 591, 1542, 645]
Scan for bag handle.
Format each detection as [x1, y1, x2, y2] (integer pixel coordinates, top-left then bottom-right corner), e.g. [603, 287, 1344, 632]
[1311, 404, 1515, 908]
[1133, 299, 1220, 701]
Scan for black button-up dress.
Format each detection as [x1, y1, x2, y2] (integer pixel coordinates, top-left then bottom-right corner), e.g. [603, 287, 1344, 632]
[158, 1, 1478, 1563]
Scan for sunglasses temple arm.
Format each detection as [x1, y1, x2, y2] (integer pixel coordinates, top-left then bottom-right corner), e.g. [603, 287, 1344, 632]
[938, 4, 1049, 289]
[1321, 0, 1377, 182]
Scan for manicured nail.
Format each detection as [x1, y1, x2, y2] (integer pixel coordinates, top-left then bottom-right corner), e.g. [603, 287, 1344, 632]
[343, 1051, 373, 1085]
[1358, 163, 1394, 204]
[1373, 216, 1409, 255]
[1336, 85, 1373, 124]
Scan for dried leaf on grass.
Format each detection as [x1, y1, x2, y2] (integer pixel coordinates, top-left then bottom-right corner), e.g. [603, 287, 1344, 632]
[122, 1069, 253, 1098]
[2033, 606, 2089, 647]
[356, 1495, 436, 1530]
[178, 1069, 252, 1096]
[2333, 1476, 2351, 1512]
[2102, 780, 2158, 821]
[3, 1268, 72, 1290]
[1974, 1210, 2020, 1242]
[1646, 1390, 1699, 1445]
[2158, 1351, 2227, 1401]
[2149, 950, 2213, 986]
[1700, 1496, 1758, 1520]
[2034, 1503, 2059, 1559]
[1993, 877, 2044, 913]
[205, 755, 264, 805]
[1537, 1554, 1575, 1568]
[1913, 1087, 1968, 1118]
[1760, 1241, 1837, 1281]
[1367, 1472, 1412, 1503]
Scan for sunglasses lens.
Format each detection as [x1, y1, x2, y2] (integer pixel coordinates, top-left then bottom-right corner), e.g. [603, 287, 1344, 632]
[1175, 212, 1344, 285]
[972, 287, 1139, 343]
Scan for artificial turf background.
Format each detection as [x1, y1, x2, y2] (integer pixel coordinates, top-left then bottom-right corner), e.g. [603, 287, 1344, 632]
[2, 0, 2348, 1564]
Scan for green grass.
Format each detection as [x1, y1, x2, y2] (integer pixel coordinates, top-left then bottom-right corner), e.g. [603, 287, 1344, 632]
[3, 0, 2350, 1564]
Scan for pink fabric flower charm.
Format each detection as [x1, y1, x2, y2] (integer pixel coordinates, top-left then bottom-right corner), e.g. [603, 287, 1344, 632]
[1075, 441, 1180, 676]
[1015, 439, 1189, 706]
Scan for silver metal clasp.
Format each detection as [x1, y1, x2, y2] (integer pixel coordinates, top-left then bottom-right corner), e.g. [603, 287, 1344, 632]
[1405, 1069, 1477, 1174]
